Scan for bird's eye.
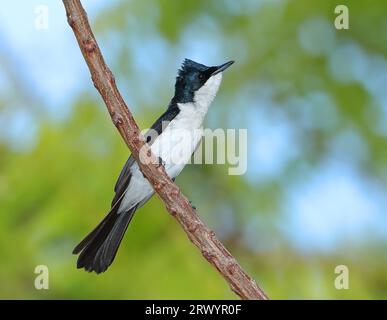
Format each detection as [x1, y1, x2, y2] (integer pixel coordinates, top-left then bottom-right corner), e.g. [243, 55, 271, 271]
[198, 74, 204, 80]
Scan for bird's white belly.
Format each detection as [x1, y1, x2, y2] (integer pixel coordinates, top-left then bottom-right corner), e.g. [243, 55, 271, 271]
[118, 121, 203, 212]
[152, 123, 203, 177]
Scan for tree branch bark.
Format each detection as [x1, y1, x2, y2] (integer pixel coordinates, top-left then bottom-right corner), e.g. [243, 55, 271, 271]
[62, 0, 268, 300]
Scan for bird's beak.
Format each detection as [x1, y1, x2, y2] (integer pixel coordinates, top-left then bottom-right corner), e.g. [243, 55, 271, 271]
[211, 60, 235, 76]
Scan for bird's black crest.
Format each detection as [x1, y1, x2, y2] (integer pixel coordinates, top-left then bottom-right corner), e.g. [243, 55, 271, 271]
[177, 59, 208, 78]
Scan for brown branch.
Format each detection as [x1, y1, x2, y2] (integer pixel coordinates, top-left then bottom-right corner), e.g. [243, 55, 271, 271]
[62, 0, 268, 300]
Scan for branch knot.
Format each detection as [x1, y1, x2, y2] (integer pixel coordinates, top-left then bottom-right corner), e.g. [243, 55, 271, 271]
[83, 38, 96, 53]
[111, 111, 123, 126]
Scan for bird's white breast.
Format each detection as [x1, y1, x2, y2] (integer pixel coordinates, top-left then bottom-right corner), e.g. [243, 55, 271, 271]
[151, 104, 204, 178]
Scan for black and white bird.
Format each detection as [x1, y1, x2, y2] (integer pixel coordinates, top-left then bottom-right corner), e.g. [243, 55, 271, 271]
[73, 58, 234, 273]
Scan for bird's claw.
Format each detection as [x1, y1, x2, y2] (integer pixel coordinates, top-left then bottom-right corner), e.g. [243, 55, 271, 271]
[157, 156, 165, 167]
[189, 200, 196, 210]
[142, 156, 165, 178]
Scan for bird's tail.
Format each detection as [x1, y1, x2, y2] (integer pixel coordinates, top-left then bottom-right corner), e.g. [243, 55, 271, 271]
[73, 204, 138, 274]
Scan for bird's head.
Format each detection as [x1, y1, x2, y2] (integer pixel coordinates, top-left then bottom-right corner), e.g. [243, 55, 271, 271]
[172, 59, 234, 105]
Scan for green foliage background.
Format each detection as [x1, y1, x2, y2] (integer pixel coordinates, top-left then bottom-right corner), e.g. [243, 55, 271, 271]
[0, 0, 386, 299]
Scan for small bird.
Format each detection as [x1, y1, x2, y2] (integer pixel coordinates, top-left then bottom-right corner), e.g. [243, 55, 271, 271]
[73, 58, 234, 273]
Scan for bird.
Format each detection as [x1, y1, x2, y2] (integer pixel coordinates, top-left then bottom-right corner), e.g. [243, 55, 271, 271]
[73, 58, 234, 273]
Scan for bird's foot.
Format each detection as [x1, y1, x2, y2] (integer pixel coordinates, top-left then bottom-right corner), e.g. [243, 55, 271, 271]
[189, 200, 196, 210]
[142, 157, 165, 178]
[157, 156, 165, 167]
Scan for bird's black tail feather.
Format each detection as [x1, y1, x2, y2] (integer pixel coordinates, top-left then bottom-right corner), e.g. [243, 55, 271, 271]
[73, 205, 137, 274]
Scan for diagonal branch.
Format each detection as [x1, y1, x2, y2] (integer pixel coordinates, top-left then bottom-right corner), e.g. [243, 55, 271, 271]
[62, 0, 268, 300]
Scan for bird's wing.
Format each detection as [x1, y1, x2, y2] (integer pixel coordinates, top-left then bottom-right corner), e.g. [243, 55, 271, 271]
[111, 105, 180, 207]
[145, 104, 180, 144]
[111, 155, 135, 206]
